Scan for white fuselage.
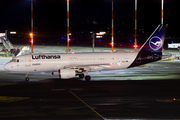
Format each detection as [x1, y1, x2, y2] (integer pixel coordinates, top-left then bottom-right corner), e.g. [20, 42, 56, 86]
[4, 52, 138, 73]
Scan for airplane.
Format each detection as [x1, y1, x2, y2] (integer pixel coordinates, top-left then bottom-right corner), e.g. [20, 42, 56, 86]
[4, 24, 168, 81]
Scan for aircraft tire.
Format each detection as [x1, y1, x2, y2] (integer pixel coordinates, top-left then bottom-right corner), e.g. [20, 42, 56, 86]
[79, 74, 84, 79]
[25, 77, 29, 81]
[85, 75, 91, 81]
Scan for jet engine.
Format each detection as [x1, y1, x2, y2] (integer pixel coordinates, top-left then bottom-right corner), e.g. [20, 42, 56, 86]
[52, 69, 77, 79]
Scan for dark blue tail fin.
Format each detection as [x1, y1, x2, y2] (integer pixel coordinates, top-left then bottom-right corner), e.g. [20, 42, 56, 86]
[129, 24, 168, 68]
[139, 24, 167, 55]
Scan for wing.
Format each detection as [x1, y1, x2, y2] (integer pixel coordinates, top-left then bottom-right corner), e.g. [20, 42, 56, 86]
[64, 63, 113, 72]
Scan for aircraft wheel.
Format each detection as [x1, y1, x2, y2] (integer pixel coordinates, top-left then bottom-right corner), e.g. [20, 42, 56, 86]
[25, 77, 29, 81]
[79, 74, 84, 79]
[85, 75, 91, 81]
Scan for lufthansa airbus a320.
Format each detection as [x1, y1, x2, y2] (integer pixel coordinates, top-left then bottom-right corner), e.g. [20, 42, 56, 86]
[4, 24, 168, 81]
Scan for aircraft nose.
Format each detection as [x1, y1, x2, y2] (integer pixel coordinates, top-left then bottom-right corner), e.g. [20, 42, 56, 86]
[4, 63, 11, 71]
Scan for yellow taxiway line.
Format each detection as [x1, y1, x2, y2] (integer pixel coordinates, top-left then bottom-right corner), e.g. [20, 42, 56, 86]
[0, 96, 30, 103]
[69, 90, 105, 120]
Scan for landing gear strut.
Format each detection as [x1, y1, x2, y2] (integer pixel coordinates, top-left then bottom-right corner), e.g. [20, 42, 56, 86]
[83, 71, 91, 81]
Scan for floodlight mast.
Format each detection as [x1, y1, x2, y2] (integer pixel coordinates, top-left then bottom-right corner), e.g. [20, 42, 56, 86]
[134, 0, 137, 51]
[111, 0, 114, 52]
[161, 0, 164, 24]
[67, 0, 70, 51]
[31, 0, 33, 53]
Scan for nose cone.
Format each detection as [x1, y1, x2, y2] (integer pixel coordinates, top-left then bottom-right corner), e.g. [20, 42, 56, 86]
[4, 63, 11, 71]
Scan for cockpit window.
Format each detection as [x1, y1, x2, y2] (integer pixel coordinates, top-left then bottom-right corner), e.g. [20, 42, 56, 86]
[10, 59, 18, 62]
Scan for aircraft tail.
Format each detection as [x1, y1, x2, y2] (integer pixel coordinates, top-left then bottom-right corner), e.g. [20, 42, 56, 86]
[129, 24, 168, 67]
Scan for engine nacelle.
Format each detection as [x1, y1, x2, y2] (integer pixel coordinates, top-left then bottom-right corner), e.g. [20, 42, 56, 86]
[52, 69, 76, 79]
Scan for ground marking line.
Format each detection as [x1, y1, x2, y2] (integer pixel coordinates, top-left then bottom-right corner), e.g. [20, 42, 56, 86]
[69, 90, 105, 120]
[52, 88, 83, 91]
[0, 96, 30, 103]
[0, 83, 17, 86]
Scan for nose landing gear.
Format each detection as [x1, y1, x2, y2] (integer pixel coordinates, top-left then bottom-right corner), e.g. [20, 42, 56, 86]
[25, 73, 29, 81]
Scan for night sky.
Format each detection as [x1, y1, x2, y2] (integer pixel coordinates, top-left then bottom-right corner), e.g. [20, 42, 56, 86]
[0, 0, 179, 45]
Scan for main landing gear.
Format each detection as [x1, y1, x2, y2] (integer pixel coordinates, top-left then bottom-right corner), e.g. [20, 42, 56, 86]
[79, 74, 84, 79]
[79, 73, 91, 81]
[85, 75, 91, 81]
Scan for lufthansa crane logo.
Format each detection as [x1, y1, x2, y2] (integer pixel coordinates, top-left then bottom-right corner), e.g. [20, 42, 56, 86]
[149, 36, 162, 50]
